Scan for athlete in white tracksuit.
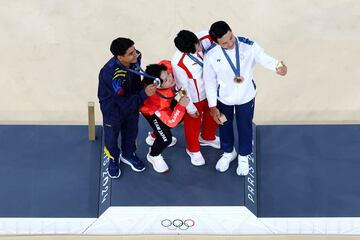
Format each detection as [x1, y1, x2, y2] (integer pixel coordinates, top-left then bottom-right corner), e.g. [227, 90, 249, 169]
[204, 21, 287, 176]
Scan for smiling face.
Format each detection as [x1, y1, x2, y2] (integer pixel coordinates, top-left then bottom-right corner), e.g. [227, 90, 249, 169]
[217, 31, 236, 50]
[159, 70, 175, 89]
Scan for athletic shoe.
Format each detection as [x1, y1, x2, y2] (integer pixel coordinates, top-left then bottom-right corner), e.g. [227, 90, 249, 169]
[199, 135, 220, 149]
[120, 153, 145, 172]
[186, 149, 205, 166]
[146, 148, 169, 173]
[215, 148, 237, 172]
[107, 158, 121, 178]
[236, 154, 249, 176]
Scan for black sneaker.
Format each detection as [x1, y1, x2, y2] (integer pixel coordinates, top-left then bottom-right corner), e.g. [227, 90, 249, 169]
[120, 153, 146, 172]
[107, 159, 121, 178]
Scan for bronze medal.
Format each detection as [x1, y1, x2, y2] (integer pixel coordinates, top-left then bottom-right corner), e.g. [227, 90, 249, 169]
[234, 76, 244, 83]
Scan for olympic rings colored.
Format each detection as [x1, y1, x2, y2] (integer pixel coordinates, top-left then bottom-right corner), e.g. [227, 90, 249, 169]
[184, 219, 195, 227]
[161, 218, 195, 230]
[172, 219, 183, 227]
[161, 219, 172, 227]
[178, 224, 189, 230]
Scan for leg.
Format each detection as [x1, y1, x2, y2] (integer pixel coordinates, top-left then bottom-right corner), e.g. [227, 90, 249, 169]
[217, 100, 235, 153]
[200, 99, 218, 141]
[183, 102, 206, 166]
[144, 114, 172, 156]
[144, 114, 171, 173]
[120, 112, 139, 158]
[184, 106, 202, 152]
[235, 99, 255, 156]
[119, 112, 145, 172]
[214, 101, 237, 172]
[103, 118, 121, 178]
[103, 119, 121, 160]
[234, 99, 255, 176]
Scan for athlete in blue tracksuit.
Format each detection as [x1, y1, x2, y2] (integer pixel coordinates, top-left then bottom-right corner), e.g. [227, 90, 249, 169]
[98, 37, 156, 178]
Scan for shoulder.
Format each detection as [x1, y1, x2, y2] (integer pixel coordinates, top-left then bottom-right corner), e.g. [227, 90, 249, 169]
[100, 57, 116, 76]
[205, 44, 221, 57]
[237, 36, 254, 46]
[173, 51, 189, 68]
[171, 50, 183, 64]
[196, 30, 211, 40]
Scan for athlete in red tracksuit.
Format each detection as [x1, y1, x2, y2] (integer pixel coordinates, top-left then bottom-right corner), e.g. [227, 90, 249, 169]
[172, 30, 220, 166]
[140, 61, 190, 173]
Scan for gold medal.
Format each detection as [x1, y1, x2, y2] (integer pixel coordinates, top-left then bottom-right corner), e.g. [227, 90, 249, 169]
[178, 88, 186, 98]
[174, 87, 187, 102]
[234, 76, 244, 83]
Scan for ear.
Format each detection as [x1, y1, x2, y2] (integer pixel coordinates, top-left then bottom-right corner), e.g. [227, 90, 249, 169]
[116, 55, 123, 62]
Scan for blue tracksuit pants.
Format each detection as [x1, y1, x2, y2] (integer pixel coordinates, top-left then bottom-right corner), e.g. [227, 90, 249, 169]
[217, 98, 255, 156]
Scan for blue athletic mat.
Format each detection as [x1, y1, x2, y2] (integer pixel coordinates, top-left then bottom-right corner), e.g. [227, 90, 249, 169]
[257, 125, 360, 217]
[3, 123, 358, 218]
[0, 125, 102, 217]
[110, 116, 246, 206]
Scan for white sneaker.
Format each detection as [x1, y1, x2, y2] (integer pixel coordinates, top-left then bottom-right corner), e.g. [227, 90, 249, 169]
[215, 148, 237, 172]
[236, 154, 249, 176]
[145, 132, 177, 147]
[146, 149, 169, 173]
[186, 149, 205, 166]
[199, 135, 220, 149]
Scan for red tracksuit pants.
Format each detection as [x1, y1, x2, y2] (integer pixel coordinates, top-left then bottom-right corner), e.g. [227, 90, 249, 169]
[184, 99, 218, 152]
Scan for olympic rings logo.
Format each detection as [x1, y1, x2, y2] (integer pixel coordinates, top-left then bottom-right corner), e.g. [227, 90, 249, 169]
[161, 219, 195, 230]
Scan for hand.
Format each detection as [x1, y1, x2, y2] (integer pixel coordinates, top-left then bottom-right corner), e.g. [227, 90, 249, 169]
[209, 107, 222, 124]
[276, 61, 287, 76]
[145, 83, 157, 96]
[188, 110, 200, 118]
[179, 96, 190, 107]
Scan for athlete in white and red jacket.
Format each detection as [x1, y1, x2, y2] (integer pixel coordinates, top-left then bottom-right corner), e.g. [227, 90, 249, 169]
[172, 30, 220, 166]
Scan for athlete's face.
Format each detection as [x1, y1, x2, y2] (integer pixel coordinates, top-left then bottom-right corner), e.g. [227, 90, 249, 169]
[159, 70, 175, 89]
[195, 42, 202, 53]
[118, 46, 139, 66]
[217, 31, 236, 50]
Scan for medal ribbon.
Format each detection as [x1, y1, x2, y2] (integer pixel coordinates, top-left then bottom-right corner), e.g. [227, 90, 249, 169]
[187, 53, 203, 68]
[116, 59, 156, 79]
[221, 38, 240, 77]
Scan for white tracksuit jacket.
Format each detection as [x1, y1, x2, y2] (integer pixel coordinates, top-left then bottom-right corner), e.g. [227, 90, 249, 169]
[203, 36, 279, 107]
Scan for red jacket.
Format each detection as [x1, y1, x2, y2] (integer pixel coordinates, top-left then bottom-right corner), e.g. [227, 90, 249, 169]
[140, 87, 185, 128]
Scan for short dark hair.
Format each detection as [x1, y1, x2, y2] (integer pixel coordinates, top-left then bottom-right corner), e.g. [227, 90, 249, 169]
[174, 30, 199, 54]
[142, 64, 168, 85]
[209, 21, 232, 43]
[110, 37, 134, 56]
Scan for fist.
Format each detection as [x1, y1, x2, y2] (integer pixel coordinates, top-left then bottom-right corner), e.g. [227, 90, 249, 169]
[188, 110, 200, 118]
[209, 107, 222, 124]
[276, 61, 287, 76]
[145, 83, 157, 96]
[179, 96, 190, 107]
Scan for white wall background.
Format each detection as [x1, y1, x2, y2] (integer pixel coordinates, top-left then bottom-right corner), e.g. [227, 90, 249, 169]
[1, 0, 359, 124]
